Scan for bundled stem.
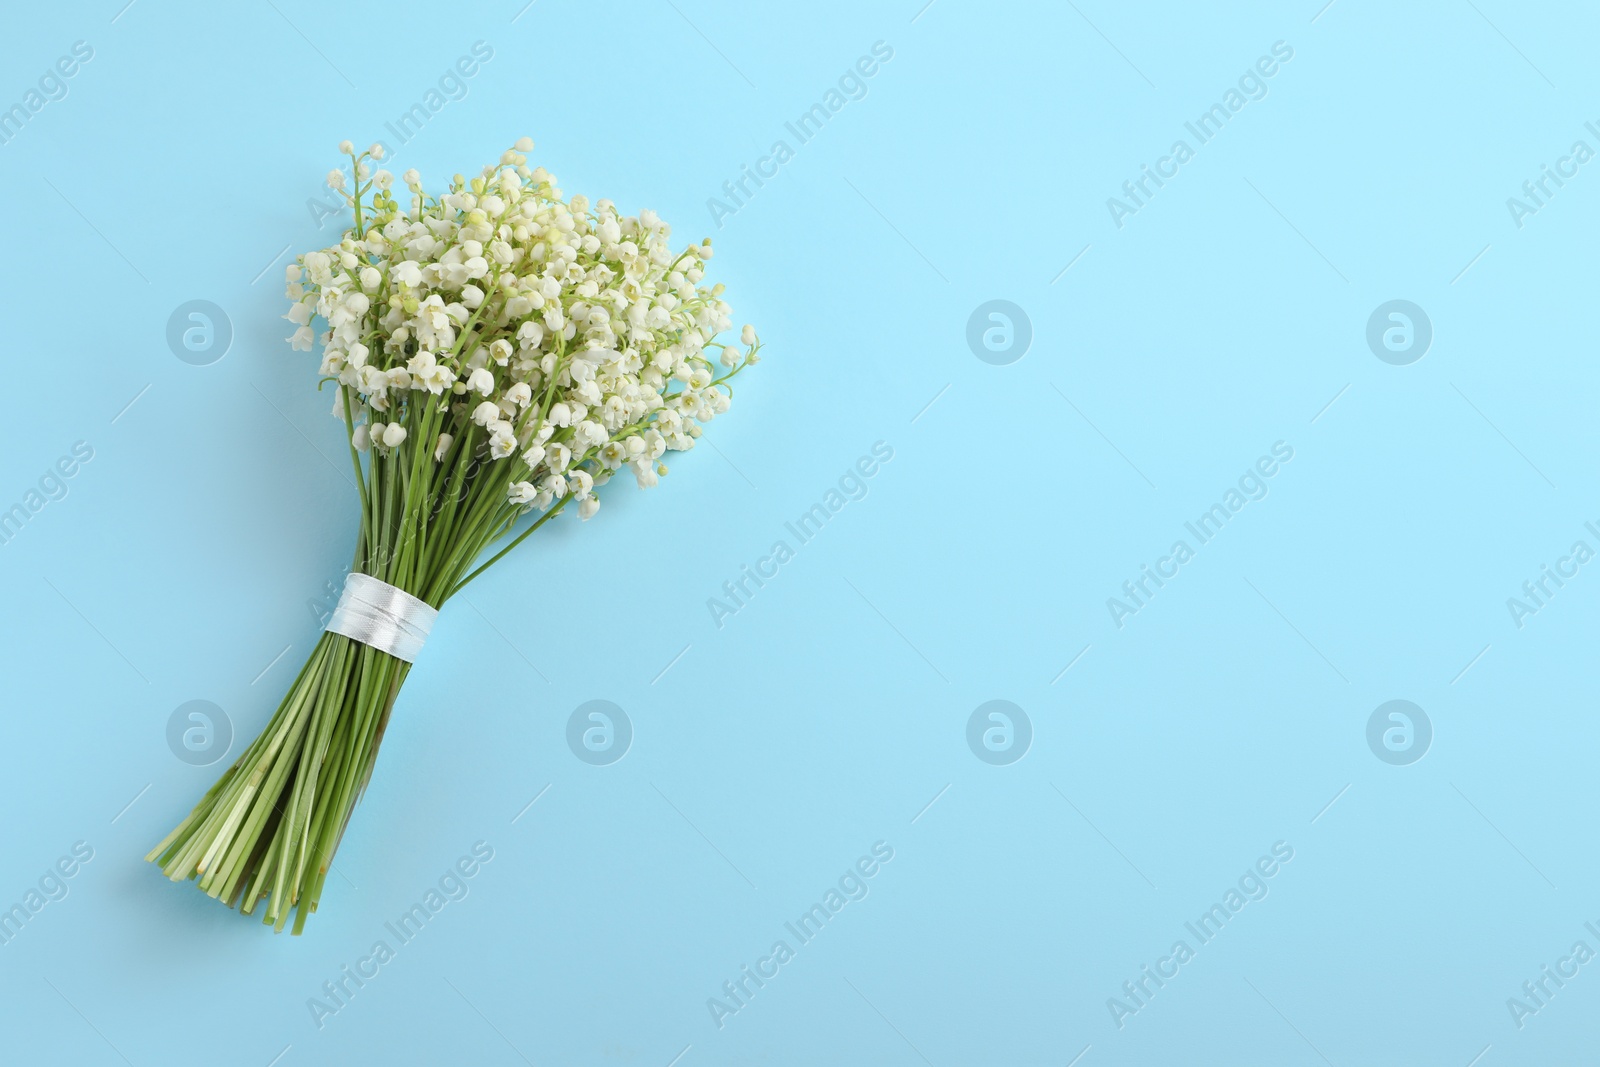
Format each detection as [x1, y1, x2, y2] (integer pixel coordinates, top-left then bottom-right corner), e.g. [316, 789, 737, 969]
[145, 402, 542, 932]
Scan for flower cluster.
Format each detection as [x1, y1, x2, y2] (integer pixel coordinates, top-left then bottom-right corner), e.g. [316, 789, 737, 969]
[286, 137, 759, 523]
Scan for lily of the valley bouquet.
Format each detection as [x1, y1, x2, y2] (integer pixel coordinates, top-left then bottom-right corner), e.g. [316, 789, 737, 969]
[148, 138, 760, 932]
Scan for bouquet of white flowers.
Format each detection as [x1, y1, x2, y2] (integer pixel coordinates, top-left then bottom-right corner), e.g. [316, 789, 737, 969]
[147, 138, 760, 932]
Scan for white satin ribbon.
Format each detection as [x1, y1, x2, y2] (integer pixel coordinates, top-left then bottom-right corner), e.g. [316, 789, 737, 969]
[324, 573, 438, 663]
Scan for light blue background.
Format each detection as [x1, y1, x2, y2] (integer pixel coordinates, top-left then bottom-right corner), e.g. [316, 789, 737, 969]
[1, 1, 1597, 1064]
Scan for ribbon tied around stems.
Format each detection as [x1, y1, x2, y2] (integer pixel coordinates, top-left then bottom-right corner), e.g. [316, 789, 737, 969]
[324, 573, 438, 663]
